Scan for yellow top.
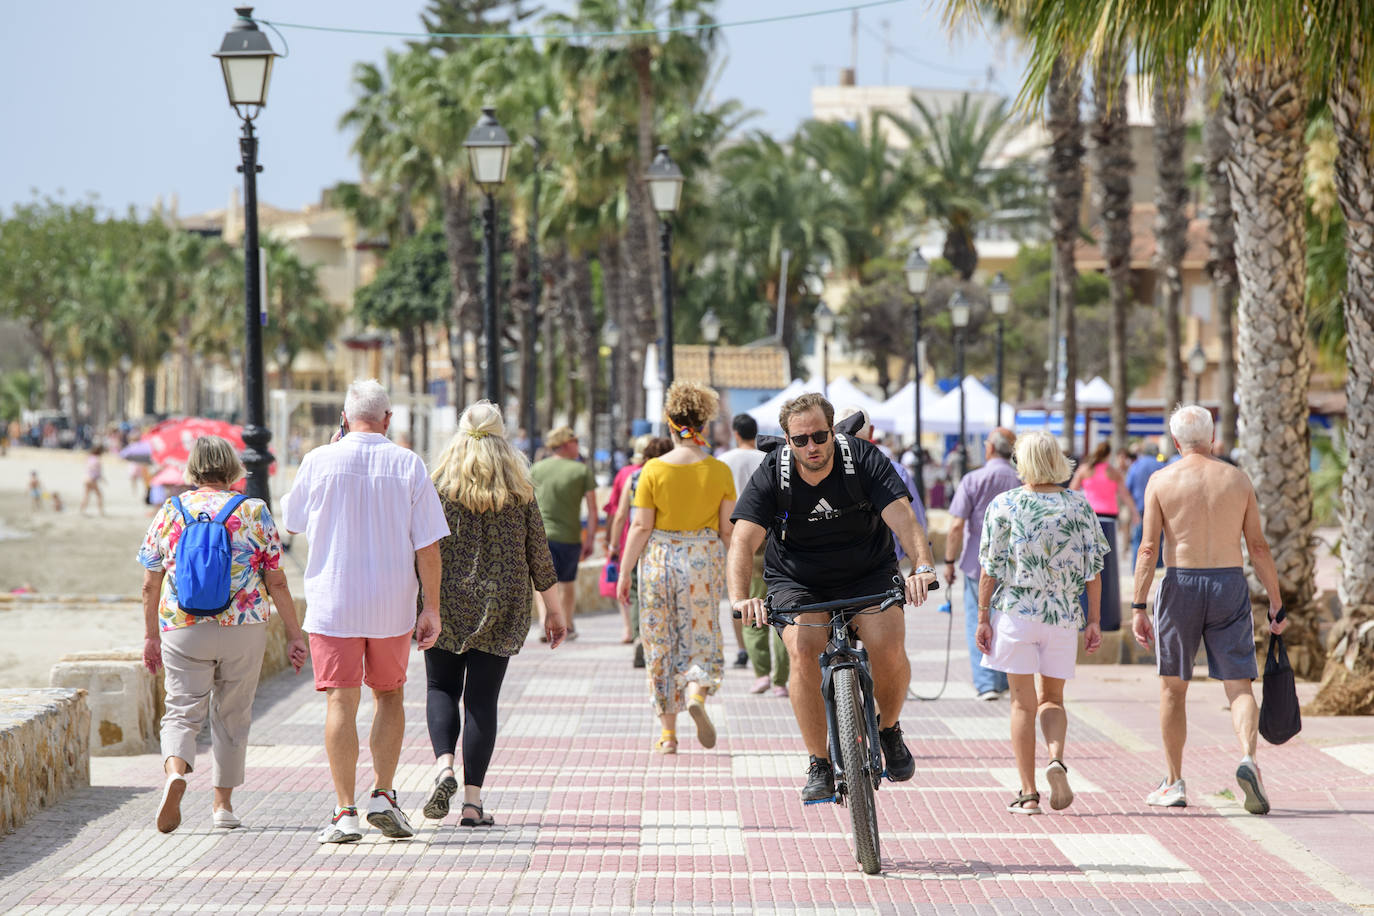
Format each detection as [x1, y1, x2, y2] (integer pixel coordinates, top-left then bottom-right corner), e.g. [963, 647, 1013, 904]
[632, 456, 737, 531]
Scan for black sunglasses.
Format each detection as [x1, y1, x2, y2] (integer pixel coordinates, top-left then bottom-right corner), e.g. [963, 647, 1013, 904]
[788, 430, 832, 448]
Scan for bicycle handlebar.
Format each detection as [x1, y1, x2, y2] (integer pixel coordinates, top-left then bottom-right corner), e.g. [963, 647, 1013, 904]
[730, 576, 938, 621]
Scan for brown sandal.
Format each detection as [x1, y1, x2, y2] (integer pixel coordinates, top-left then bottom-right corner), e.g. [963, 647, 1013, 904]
[1007, 791, 1042, 815]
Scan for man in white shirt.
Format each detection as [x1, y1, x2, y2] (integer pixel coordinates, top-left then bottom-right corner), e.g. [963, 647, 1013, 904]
[282, 379, 450, 844]
[717, 414, 777, 685]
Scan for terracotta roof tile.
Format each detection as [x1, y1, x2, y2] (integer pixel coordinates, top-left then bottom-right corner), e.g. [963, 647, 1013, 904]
[671, 345, 790, 389]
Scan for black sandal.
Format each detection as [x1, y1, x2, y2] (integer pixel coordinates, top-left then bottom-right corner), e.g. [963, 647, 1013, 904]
[460, 802, 494, 827]
[1007, 791, 1042, 815]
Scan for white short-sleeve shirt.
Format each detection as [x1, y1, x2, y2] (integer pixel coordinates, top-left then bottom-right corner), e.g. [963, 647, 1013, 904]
[281, 432, 450, 639]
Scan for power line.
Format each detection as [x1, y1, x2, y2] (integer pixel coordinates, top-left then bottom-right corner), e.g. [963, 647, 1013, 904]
[857, 19, 989, 81]
[252, 0, 910, 42]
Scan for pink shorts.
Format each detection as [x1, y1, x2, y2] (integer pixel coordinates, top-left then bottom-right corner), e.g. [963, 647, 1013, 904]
[980, 612, 1079, 680]
[309, 632, 411, 692]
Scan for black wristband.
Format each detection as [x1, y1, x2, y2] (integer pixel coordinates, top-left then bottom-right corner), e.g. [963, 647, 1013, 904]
[1131, 602, 1147, 610]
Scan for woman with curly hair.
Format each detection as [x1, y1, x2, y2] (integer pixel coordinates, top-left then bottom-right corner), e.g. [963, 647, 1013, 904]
[422, 401, 567, 827]
[617, 381, 735, 753]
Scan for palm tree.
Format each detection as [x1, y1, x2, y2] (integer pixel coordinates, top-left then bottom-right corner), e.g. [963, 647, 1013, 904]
[261, 239, 340, 392]
[1048, 55, 1085, 451]
[1153, 74, 1189, 425]
[1089, 42, 1134, 456]
[1202, 75, 1238, 453]
[887, 94, 1039, 279]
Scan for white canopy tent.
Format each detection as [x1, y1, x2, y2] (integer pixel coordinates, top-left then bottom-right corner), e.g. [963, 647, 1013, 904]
[825, 377, 885, 418]
[1075, 376, 1114, 407]
[870, 380, 946, 435]
[924, 376, 1017, 434]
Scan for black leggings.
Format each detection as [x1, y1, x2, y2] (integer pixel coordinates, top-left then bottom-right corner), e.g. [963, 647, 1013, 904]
[423, 646, 511, 789]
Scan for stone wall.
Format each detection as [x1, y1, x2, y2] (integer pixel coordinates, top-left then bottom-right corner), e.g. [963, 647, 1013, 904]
[0, 688, 89, 835]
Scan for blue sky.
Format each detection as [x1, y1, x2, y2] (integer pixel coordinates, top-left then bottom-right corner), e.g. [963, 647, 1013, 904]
[0, 1, 1020, 218]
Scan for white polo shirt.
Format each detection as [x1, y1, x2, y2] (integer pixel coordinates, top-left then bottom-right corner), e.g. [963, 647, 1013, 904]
[281, 432, 450, 639]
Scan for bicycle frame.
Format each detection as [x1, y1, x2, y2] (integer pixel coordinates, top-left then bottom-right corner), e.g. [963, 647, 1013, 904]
[819, 622, 884, 801]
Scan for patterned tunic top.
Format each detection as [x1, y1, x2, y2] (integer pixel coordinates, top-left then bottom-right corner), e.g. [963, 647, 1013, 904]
[978, 486, 1109, 629]
[430, 494, 559, 657]
[137, 487, 281, 631]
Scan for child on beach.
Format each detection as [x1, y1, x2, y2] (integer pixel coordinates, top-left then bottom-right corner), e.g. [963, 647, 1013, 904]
[80, 445, 105, 516]
[29, 471, 42, 511]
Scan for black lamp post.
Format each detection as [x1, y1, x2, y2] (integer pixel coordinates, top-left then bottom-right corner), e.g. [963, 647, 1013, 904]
[904, 249, 929, 504]
[464, 107, 513, 404]
[700, 308, 721, 387]
[214, 6, 279, 506]
[989, 271, 1012, 428]
[645, 146, 684, 391]
[950, 291, 971, 477]
[815, 302, 835, 399]
[605, 318, 621, 467]
[1188, 341, 1207, 405]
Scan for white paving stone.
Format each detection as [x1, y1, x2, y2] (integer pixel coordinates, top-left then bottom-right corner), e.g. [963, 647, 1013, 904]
[1321, 742, 1374, 775]
[1050, 833, 1203, 883]
[940, 716, 1009, 740]
[639, 809, 744, 856]
[987, 766, 1102, 793]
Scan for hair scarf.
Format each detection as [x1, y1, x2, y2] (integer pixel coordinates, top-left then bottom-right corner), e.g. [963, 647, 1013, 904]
[666, 417, 707, 447]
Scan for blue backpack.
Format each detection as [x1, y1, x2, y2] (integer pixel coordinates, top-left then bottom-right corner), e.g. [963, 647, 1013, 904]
[171, 493, 248, 616]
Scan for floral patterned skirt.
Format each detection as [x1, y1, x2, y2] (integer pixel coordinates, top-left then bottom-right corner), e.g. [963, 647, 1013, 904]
[637, 528, 726, 715]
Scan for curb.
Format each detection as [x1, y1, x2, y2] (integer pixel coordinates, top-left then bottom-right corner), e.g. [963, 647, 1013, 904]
[0, 594, 140, 606]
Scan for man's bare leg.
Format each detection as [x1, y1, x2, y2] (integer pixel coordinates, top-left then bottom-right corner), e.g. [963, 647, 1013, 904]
[855, 607, 910, 729]
[324, 687, 361, 808]
[781, 617, 830, 758]
[369, 687, 405, 791]
[1160, 676, 1189, 783]
[1223, 678, 1259, 759]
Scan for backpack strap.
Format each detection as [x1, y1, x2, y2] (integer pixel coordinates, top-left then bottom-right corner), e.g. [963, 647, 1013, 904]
[171, 495, 194, 525]
[833, 434, 872, 511]
[775, 446, 793, 541]
[212, 493, 249, 525]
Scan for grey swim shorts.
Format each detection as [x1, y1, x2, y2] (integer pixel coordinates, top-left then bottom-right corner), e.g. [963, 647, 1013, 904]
[1154, 566, 1258, 681]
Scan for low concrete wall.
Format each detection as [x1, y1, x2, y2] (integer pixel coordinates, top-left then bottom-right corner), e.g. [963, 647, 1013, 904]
[0, 688, 90, 834]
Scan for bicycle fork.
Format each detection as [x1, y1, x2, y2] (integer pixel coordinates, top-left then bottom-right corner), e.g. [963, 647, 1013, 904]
[818, 643, 884, 803]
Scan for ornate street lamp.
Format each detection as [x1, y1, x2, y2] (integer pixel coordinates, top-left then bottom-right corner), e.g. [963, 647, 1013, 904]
[815, 302, 835, 400]
[213, 6, 280, 506]
[950, 291, 972, 476]
[1188, 341, 1207, 405]
[645, 146, 684, 390]
[989, 271, 1012, 428]
[700, 308, 721, 387]
[465, 106, 512, 404]
[904, 249, 929, 503]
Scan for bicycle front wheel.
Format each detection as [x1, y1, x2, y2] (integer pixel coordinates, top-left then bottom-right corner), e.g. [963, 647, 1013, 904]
[834, 666, 881, 874]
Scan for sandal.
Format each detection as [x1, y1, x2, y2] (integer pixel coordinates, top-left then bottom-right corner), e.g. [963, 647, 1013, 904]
[459, 802, 494, 827]
[424, 767, 459, 820]
[654, 730, 678, 755]
[687, 695, 716, 749]
[1045, 759, 1074, 811]
[1007, 791, 1042, 815]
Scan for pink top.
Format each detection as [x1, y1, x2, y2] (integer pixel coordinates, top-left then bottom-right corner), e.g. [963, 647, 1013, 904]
[1082, 463, 1118, 515]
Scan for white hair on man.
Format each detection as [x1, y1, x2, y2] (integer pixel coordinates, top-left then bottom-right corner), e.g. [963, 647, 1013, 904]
[344, 378, 391, 424]
[837, 405, 872, 437]
[1169, 404, 1214, 451]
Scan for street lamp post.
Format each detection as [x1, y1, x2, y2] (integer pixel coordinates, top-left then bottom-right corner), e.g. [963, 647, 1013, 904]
[950, 291, 971, 477]
[904, 249, 929, 504]
[645, 146, 684, 392]
[699, 308, 721, 448]
[1188, 342, 1207, 405]
[464, 107, 513, 405]
[815, 302, 835, 400]
[214, 6, 279, 507]
[989, 271, 1012, 428]
[605, 319, 621, 469]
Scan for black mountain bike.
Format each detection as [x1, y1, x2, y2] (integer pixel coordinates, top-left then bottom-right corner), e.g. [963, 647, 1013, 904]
[738, 577, 931, 874]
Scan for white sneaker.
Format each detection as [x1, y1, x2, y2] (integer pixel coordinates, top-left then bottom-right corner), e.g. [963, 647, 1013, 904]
[366, 788, 416, 839]
[1146, 777, 1188, 808]
[977, 690, 1001, 701]
[317, 806, 363, 844]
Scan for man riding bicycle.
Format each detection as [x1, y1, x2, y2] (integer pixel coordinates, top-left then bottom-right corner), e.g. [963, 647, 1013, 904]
[728, 393, 939, 802]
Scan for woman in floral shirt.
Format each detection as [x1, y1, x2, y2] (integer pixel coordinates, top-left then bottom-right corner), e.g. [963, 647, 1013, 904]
[137, 436, 306, 834]
[975, 431, 1108, 815]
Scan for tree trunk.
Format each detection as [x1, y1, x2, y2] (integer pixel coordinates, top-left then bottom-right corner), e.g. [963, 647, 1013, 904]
[1204, 82, 1239, 453]
[507, 239, 537, 439]
[1091, 44, 1133, 456]
[178, 312, 194, 416]
[418, 321, 430, 395]
[1154, 75, 1189, 426]
[632, 46, 664, 316]
[541, 252, 560, 436]
[400, 326, 417, 395]
[1315, 44, 1374, 706]
[41, 347, 60, 411]
[1223, 52, 1320, 676]
[567, 254, 599, 468]
[942, 227, 978, 281]
[1049, 54, 1085, 453]
[600, 236, 630, 445]
[440, 181, 476, 410]
[618, 219, 654, 423]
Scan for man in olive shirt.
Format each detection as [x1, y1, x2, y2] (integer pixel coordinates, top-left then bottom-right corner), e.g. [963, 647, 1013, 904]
[531, 426, 599, 638]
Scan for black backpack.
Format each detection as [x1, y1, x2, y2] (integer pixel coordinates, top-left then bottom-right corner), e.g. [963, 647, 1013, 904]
[758, 412, 871, 542]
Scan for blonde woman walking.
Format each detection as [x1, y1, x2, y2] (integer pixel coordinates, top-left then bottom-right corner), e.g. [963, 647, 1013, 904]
[617, 381, 734, 753]
[422, 401, 567, 827]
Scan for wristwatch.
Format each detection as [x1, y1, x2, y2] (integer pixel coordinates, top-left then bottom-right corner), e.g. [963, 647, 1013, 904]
[913, 564, 935, 576]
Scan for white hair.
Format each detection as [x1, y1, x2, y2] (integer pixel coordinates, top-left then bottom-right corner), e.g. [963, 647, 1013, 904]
[1170, 404, 1214, 451]
[344, 378, 391, 424]
[837, 405, 872, 437]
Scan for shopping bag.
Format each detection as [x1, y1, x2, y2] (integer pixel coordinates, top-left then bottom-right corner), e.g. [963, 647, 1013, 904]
[1259, 632, 1302, 745]
[599, 557, 619, 598]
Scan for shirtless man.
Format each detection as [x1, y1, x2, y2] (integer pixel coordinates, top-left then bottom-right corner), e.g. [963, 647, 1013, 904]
[1130, 405, 1288, 815]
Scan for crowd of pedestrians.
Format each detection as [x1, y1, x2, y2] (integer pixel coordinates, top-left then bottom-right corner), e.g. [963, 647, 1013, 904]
[133, 376, 1287, 842]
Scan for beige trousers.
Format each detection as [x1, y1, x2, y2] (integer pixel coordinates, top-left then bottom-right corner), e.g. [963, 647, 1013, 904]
[160, 621, 269, 787]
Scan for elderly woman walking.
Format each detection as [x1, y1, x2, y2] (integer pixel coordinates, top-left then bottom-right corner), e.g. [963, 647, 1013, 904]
[138, 435, 307, 833]
[422, 401, 568, 827]
[975, 431, 1108, 814]
[617, 381, 735, 753]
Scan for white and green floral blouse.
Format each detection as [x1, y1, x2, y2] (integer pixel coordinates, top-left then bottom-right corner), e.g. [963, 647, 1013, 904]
[977, 487, 1109, 629]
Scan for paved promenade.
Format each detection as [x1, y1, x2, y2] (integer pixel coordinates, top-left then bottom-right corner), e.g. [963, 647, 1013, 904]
[2, 603, 1372, 914]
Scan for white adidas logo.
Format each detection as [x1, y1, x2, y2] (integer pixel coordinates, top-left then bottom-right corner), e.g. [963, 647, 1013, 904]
[809, 498, 835, 518]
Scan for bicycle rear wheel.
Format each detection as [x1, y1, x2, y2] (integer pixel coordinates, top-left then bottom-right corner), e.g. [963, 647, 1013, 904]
[834, 667, 881, 874]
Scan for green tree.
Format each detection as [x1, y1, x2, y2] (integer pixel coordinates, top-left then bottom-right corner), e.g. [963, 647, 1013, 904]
[355, 224, 451, 395]
[261, 239, 340, 392]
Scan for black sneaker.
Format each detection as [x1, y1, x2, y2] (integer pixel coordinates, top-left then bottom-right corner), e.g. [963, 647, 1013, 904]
[733, 649, 749, 669]
[879, 722, 915, 782]
[801, 755, 836, 804]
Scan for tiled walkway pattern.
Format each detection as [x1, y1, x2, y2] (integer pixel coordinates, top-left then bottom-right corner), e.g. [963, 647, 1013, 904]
[1, 604, 1370, 914]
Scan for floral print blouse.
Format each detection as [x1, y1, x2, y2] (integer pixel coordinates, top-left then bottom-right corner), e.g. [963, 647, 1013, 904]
[430, 494, 559, 658]
[978, 486, 1109, 629]
[137, 488, 281, 631]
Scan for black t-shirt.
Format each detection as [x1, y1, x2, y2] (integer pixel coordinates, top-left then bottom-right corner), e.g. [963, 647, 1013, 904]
[731, 436, 910, 588]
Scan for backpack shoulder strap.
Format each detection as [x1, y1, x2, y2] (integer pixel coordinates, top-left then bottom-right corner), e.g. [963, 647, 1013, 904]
[833, 434, 871, 509]
[212, 493, 249, 525]
[171, 495, 194, 525]
[776, 445, 793, 516]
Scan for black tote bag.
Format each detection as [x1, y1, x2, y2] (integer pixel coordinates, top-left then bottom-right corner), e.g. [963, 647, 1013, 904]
[1259, 632, 1302, 745]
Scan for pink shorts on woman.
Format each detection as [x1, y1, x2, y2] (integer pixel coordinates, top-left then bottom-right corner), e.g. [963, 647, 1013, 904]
[981, 612, 1079, 680]
[310, 632, 411, 691]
